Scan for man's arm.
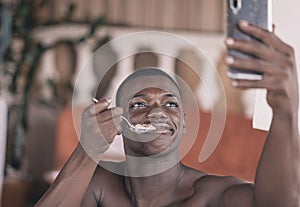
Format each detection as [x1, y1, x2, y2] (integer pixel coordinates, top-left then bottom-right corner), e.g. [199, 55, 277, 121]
[222, 20, 300, 207]
[34, 144, 98, 207]
[35, 98, 123, 207]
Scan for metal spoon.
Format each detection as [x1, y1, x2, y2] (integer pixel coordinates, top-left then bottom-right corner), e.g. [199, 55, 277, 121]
[92, 98, 155, 134]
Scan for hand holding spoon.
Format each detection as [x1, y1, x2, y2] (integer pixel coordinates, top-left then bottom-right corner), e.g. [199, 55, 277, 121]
[92, 98, 156, 134]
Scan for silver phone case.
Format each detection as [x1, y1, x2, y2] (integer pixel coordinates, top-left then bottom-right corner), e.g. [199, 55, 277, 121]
[227, 0, 272, 80]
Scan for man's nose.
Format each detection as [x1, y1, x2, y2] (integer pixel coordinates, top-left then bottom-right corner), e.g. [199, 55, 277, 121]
[147, 108, 168, 120]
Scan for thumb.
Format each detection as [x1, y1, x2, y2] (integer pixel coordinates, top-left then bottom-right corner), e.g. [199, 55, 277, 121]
[89, 98, 112, 115]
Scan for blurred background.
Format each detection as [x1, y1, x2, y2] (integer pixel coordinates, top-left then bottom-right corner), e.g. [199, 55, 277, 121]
[0, 0, 299, 206]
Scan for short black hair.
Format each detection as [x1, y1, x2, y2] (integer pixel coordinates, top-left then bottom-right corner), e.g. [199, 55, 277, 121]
[115, 68, 180, 106]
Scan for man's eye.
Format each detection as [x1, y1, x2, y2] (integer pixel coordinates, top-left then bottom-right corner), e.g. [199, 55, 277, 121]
[165, 102, 178, 108]
[132, 102, 147, 108]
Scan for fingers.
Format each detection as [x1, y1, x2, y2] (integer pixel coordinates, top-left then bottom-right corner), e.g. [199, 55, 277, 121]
[226, 37, 285, 65]
[80, 98, 125, 159]
[230, 78, 273, 90]
[89, 98, 112, 115]
[230, 79, 263, 89]
[97, 116, 122, 131]
[225, 20, 298, 113]
[225, 20, 296, 83]
[225, 56, 274, 74]
[98, 116, 123, 141]
[85, 98, 123, 120]
[237, 20, 294, 58]
[90, 100, 123, 138]
[97, 107, 123, 123]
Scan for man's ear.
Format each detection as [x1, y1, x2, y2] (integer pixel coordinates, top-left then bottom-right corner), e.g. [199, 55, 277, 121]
[183, 111, 187, 134]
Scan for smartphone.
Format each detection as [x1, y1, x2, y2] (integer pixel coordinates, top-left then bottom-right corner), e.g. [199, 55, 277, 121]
[226, 0, 272, 80]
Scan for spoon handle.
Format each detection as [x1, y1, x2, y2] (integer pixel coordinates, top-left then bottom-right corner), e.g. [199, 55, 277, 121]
[121, 115, 135, 131]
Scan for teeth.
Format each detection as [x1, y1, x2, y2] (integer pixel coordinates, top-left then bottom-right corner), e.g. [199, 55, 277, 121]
[153, 123, 169, 128]
[134, 124, 156, 131]
[133, 122, 173, 134]
[152, 124, 173, 133]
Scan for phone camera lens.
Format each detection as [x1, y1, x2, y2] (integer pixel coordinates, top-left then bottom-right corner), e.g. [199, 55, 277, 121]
[233, 0, 238, 8]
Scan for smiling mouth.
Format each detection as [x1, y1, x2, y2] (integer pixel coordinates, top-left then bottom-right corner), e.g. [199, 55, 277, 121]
[144, 123, 175, 134]
[134, 124, 156, 133]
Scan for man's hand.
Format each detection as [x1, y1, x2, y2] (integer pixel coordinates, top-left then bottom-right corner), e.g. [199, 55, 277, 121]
[80, 98, 123, 161]
[35, 98, 123, 207]
[225, 20, 299, 114]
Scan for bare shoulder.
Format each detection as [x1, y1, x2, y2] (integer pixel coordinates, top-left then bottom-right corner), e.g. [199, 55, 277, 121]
[181, 165, 207, 182]
[82, 161, 126, 204]
[182, 165, 254, 206]
[90, 161, 125, 187]
[182, 164, 248, 188]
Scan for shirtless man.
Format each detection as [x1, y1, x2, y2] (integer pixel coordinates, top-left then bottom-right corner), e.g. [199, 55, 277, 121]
[35, 21, 300, 207]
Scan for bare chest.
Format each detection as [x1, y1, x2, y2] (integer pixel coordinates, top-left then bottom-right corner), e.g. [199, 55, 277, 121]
[100, 188, 207, 207]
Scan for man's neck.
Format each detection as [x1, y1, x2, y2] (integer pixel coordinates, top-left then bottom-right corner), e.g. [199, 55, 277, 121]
[124, 148, 181, 176]
[124, 161, 185, 206]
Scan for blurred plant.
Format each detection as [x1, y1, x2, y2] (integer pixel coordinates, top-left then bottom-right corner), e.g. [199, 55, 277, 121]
[0, 0, 109, 171]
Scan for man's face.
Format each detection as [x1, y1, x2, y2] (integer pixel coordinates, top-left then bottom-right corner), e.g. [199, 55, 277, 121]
[121, 84, 185, 157]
